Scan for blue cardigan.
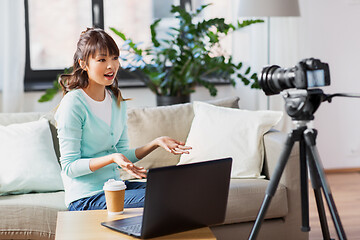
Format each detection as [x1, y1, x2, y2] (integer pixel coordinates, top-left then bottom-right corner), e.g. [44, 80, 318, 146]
[55, 89, 139, 207]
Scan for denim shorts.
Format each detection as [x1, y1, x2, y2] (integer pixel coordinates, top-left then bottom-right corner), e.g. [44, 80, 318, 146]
[68, 181, 146, 211]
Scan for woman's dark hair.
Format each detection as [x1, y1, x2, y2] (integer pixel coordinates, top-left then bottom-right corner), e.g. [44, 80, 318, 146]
[59, 27, 128, 106]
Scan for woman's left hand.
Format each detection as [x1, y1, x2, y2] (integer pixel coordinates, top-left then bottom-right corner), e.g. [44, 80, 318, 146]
[156, 136, 192, 155]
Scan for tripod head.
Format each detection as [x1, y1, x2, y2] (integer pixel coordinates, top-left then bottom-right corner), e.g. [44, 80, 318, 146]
[281, 89, 360, 121]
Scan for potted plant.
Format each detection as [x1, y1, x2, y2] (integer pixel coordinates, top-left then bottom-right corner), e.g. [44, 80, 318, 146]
[110, 4, 263, 106]
[38, 4, 263, 105]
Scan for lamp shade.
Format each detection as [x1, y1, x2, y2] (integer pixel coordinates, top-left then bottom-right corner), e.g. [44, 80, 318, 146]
[238, 0, 300, 17]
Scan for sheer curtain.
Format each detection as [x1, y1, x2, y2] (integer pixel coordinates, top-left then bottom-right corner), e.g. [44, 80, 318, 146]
[0, 0, 25, 113]
[197, 0, 265, 111]
[231, 0, 300, 131]
[267, 17, 300, 132]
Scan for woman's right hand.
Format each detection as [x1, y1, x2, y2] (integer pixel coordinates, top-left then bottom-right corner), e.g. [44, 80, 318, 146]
[112, 153, 147, 179]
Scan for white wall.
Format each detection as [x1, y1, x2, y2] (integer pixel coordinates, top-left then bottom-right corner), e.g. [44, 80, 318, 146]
[297, 0, 360, 169]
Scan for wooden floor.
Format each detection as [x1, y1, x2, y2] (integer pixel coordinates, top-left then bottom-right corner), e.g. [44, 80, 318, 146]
[308, 172, 360, 240]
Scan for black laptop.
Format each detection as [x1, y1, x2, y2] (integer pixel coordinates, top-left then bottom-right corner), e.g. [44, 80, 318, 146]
[101, 157, 232, 239]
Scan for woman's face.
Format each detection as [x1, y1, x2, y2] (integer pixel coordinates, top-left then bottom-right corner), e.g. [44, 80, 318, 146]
[83, 50, 120, 87]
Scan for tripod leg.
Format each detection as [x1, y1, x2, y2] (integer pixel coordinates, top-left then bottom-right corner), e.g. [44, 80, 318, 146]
[307, 147, 332, 240]
[304, 129, 347, 240]
[300, 138, 310, 232]
[248, 133, 296, 240]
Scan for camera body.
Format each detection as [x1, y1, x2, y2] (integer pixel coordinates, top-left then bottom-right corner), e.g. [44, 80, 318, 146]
[259, 58, 331, 96]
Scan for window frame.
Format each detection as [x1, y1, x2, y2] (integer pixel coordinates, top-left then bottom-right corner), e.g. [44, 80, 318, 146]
[24, 0, 229, 91]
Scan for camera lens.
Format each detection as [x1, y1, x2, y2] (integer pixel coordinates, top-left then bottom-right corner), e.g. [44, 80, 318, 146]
[259, 65, 297, 96]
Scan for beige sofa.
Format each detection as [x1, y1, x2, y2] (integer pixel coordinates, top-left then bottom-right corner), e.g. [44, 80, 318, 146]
[0, 97, 308, 240]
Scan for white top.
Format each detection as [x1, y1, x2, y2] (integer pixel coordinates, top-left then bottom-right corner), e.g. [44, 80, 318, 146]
[80, 89, 112, 127]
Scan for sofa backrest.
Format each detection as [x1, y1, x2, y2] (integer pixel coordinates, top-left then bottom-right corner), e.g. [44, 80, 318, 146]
[123, 97, 240, 179]
[0, 97, 240, 180]
[0, 111, 60, 162]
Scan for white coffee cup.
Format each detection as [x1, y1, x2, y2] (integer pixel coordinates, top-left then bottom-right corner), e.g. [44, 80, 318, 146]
[103, 179, 127, 215]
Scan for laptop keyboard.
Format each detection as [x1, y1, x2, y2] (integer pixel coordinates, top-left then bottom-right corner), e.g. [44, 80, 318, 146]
[120, 223, 142, 236]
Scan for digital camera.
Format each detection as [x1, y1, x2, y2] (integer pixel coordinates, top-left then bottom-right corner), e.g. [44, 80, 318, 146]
[259, 58, 331, 96]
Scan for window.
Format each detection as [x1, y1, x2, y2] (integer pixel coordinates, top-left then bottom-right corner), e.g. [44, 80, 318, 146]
[24, 0, 93, 91]
[24, 0, 230, 91]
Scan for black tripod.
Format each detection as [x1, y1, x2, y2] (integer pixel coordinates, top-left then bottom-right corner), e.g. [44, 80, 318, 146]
[248, 89, 349, 240]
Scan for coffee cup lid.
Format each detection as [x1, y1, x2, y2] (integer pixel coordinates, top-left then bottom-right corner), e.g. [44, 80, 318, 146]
[103, 179, 127, 191]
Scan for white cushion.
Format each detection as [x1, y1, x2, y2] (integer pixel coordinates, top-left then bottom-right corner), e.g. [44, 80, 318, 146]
[0, 119, 63, 195]
[178, 101, 283, 178]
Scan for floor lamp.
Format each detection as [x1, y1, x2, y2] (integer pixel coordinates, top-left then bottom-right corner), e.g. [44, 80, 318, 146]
[238, 0, 300, 110]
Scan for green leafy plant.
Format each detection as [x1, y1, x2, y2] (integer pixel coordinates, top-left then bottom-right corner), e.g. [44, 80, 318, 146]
[111, 4, 263, 97]
[38, 67, 72, 102]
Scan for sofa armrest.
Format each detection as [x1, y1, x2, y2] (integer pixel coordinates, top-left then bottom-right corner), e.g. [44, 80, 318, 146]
[263, 130, 300, 185]
[262, 129, 307, 239]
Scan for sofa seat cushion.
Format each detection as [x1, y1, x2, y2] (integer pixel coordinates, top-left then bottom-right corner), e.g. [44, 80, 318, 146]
[0, 191, 66, 240]
[224, 179, 288, 224]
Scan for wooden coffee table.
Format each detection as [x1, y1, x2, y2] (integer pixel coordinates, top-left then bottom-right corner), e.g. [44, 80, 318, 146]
[55, 208, 216, 240]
